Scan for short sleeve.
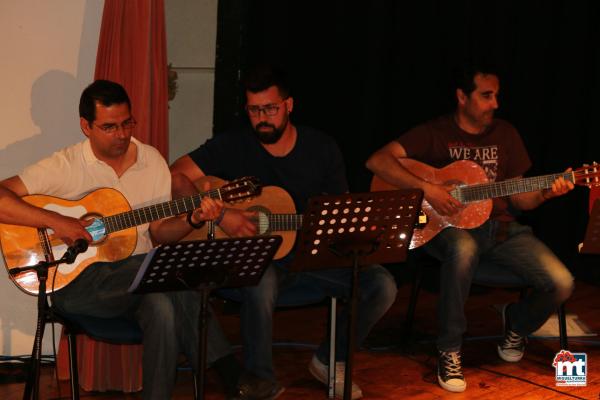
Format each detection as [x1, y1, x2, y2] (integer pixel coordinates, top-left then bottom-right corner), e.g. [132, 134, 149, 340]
[19, 150, 74, 196]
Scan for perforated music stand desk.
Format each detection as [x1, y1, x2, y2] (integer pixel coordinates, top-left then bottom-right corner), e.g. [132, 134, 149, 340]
[291, 189, 423, 400]
[128, 235, 282, 400]
[581, 199, 600, 254]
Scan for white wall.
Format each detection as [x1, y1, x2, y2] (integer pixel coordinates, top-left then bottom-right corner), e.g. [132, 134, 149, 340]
[0, 0, 218, 356]
[0, 0, 104, 356]
[165, 0, 217, 163]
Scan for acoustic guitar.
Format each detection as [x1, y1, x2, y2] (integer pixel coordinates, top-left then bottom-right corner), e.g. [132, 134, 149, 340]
[0, 176, 260, 295]
[184, 177, 302, 260]
[371, 159, 600, 249]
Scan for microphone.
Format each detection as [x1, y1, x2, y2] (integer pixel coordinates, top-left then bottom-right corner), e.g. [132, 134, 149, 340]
[63, 239, 89, 264]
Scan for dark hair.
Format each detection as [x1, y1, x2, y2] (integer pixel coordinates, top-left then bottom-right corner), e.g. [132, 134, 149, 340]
[79, 80, 131, 123]
[452, 62, 499, 96]
[241, 64, 290, 98]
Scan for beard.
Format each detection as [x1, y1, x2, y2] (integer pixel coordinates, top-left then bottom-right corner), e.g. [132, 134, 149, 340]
[480, 110, 494, 127]
[253, 121, 286, 144]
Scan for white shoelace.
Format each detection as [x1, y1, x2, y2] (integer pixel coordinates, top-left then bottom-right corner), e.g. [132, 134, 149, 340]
[502, 330, 525, 350]
[440, 352, 463, 378]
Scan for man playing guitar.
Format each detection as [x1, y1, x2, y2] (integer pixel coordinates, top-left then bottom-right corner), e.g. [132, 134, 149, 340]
[366, 63, 574, 393]
[171, 65, 397, 399]
[0, 80, 239, 400]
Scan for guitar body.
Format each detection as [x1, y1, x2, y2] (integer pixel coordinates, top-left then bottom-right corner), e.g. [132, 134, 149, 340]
[1, 177, 260, 295]
[371, 159, 492, 248]
[184, 178, 297, 259]
[0, 188, 136, 295]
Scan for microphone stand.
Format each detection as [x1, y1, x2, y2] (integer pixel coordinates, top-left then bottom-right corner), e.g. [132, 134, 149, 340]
[14, 250, 82, 400]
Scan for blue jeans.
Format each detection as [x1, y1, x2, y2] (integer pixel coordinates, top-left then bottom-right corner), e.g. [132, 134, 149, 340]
[52, 255, 232, 400]
[424, 220, 574, 352]
[238, 263, 397, 381]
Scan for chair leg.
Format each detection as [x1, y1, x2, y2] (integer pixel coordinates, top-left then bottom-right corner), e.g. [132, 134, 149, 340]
[66, 332, 80, 400]
[403, 263, 423, 340]
[192, 372, 198, 400]
[557, 303, 568, 350]
[328, 297, 337, 399]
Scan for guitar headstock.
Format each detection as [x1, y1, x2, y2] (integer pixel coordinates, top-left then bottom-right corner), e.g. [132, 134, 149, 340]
[574, 162, 600, 188]
[220, 176, 262, 203]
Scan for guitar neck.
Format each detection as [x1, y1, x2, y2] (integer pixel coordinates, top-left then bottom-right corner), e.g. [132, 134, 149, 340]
[267, 214, 303, 231]
[454, 171, 574, 203]
[102, 188, 224, 233]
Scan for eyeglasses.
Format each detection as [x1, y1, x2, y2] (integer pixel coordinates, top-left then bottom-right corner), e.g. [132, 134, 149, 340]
[246, 102, 284, 117]
[93, 118, 137, 133]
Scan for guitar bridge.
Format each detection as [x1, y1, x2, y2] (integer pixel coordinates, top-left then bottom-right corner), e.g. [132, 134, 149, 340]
[416, 211, 428, 228]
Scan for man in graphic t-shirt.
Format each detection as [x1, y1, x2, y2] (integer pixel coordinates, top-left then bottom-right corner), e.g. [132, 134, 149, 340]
[366, 64, 574, 393]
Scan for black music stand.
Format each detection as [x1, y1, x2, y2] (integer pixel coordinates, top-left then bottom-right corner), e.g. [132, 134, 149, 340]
[291, 189, 423, 400]
[581, 199, 600, 254]
[128, 235, 282, 400]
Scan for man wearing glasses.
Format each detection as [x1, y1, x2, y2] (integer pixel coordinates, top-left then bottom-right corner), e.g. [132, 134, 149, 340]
[170, 65, 397, 399]
[0, 80, 241, 400]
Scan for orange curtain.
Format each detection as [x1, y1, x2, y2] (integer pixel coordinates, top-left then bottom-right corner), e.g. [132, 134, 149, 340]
[94, 0, 169, 158]
[56, 1, 169, 390]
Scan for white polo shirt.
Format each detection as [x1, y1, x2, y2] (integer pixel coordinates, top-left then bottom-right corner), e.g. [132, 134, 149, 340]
[19, 137, 171, 254]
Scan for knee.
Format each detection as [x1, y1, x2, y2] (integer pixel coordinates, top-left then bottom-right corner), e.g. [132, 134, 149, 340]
[450, 236, 478, 263]
[555, 275, 575, 304]
[439, 235, 478, 278]
[241, 278, 278, 314]
[137, 293, 176, 330]
[362, 266, 398, 308]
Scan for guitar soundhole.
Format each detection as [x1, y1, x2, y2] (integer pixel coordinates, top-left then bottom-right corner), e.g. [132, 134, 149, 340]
[82, 212, 106, 245]
[247, 206, 271, 235]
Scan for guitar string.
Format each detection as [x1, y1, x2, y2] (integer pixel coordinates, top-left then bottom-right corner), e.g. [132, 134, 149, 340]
[268, 213, 303, 231]
[457, 172, 572, 203]
[103, 179, 257, 233]
[102, 188, 221, 233]
[461, 168, 599, 202]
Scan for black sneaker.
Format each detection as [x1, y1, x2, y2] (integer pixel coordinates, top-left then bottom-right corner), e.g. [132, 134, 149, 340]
[497, 304, 526, 362]
[228, 372, 285, 400]
[437, 351, 466, 392]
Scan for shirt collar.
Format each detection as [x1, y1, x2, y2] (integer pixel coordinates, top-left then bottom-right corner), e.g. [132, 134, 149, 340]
[82, 137, 147, 169]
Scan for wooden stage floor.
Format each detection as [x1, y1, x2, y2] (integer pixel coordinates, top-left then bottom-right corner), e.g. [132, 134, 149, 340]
[1, 271, 599, 399]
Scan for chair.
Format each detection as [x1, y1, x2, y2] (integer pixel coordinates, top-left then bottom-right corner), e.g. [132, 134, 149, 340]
[53, 311, 143, 400]
[54, 262, 335, 398]
[403, 250, 568, 349]
[218, 283, 340, 398]
[52, 308, 198, 400]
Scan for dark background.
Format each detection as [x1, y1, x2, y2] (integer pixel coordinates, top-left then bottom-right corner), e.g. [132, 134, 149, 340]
[213, 0, 600, 277]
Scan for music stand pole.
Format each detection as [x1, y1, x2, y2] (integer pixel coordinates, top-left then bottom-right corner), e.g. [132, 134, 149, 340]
[197, 286, 212, 400]
[291, 189, 423, 400]
[9, 253, 80, 400]
[345, 250, 359, 400]
[129, 235, 282, 400]
[328, 242, 378, 400]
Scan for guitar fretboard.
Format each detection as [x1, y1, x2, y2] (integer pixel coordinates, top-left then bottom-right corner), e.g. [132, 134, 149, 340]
[267, 214, 303, 231]
[453, 172, 574, 203]
[102, 189, 223, 234]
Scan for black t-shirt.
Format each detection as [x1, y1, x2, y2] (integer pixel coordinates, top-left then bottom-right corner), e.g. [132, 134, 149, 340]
[188, 126, 348, 213]
[398, 114, 532, 220]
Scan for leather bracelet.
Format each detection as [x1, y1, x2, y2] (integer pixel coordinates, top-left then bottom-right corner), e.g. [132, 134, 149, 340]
[214, 208, 226, 226]
[541, 190, 552, 201]
[187, 211, 206, 229]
